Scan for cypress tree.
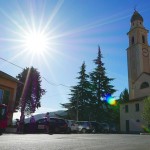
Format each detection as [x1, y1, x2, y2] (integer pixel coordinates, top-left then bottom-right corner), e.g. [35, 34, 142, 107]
[119, 88, 129, 102]
[61, 62, 92, 121]
[90, 46, 116, 122]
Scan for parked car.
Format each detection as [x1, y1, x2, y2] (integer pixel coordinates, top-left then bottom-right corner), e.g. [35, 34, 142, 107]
[76, 121, 93, 133]
[90, 121, 102, 133]
[109, 123, 118, 133]
[66, 120, 78, 133]
[99, 123, 109, 133]
[24, 117, 68, 134]
[51, 117, 68, 133]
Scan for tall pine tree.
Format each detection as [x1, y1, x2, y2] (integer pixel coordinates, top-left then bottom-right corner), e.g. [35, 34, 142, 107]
[61, 62, 92, 121]
[119, 88, 129, 102]
[90, 46, 116, 122]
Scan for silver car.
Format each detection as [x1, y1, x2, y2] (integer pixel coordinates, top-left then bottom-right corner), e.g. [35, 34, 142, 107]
[76, 121, 92, 133]
[66, 120, 78, 133]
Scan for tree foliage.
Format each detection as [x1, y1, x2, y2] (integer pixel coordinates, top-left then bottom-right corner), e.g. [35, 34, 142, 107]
[119, 88, 129, 102]
[62, 62, 92, 121]
[15, 67, 46, 116]
[62, 46, 117, 123]
[142, 97, 150, 124]
[89, 46, 116, 122]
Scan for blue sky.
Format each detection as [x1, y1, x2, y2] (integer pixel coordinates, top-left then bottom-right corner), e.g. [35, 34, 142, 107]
[0, 0, 150, 119]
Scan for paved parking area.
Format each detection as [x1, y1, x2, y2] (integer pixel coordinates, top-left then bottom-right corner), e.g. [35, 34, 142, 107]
[0, 133, 150, 150]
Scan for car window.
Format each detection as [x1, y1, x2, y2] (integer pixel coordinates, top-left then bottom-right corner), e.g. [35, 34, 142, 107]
[86, 122, 90, 126]
[57, 119, 65, 123]
[71, 121, 76, 124]
[50, 118, 56, 123]
[77, 122, 82, 125]
[91, 122, 96, 126]
[77, 121, 89, 126]
[37, 119, 46, 124]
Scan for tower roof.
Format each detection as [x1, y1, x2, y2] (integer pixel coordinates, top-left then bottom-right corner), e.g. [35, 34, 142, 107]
[131, 10, 143, 22]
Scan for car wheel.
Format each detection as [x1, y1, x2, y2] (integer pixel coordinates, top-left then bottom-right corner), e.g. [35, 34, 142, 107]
[67, 127, 71, 134]
[81, 128, 86, 133]
[92, 128, 96, 133]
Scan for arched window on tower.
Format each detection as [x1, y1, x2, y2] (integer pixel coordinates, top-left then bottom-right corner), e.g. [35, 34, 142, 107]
[140, 82, 149, 89]
[142, 35, 145, 44]
[132, 36, 134, 45]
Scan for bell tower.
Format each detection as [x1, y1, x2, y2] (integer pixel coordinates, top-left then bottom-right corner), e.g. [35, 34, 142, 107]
[127, 10, 150, 99]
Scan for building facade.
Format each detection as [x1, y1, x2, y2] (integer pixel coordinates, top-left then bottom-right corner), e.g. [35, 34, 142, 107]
[0, 71, 19, 126]
[120, 11, 150, 133]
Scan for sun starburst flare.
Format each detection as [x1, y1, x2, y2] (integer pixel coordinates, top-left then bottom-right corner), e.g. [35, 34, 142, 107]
[22, 30, 49, 56]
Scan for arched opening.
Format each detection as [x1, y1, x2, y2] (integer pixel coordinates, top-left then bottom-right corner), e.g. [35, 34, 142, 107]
[140, 82, 149, 89]
[142, 35, 145, 44]
[132, 36, 134, 45]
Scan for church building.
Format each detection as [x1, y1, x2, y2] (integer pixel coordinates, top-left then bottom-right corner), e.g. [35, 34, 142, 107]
[120, 10, 150, 133]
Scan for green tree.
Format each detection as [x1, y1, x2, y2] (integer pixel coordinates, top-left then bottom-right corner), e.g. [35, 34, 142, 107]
[142, 97, 150, 125]
[15, 67, 46, 120]
[90, 46, 116, 122]
[61, 86, 79, 120]
[62, 62, 92, 121]
[119, 88, 129, 101]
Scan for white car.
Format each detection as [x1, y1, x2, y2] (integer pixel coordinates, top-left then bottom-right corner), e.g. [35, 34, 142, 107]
[66, 120, 78, 133]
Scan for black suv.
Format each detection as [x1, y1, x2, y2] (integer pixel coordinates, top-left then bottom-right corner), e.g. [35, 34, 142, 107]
[90, 121, 102, 133]
[24, 117, 68, 134]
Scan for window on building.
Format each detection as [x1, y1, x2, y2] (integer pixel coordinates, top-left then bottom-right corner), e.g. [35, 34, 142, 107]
[126, 120, 130, 132]
[132, 36, 134, 44]
[140, 82, 149, 89]
[0, 89, 10, 105]
[136, 119, 140, 123]
[3, 90, 10, 105]
[135, 103, 139, 112]
[125, 105, 128, 113]
[0, 89, 4, 104]
[142, 35, 145, 43]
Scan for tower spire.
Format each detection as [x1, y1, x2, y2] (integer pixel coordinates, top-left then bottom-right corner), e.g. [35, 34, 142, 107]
[134, 4, 137, 11]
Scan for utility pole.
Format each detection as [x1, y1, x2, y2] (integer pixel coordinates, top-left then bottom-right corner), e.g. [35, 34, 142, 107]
[76, 96, 78, 121]
[76, 90, 80, 121]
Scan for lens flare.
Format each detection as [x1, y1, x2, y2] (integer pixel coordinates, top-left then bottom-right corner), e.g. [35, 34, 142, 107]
[104, 94, 117, 106]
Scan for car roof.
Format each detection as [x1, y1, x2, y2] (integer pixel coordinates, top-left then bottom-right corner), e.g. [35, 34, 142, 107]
[77, 121, 89, 122]
[40, 117, 65, 120]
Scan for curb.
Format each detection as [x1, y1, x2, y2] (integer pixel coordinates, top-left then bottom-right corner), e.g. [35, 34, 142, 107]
[5, 128, 17, 133]
[140, 133, 150, 135]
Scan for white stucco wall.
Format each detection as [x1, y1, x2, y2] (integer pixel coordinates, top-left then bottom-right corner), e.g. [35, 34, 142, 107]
[120, 100, 145, 133]
[133, 73, 150, 99]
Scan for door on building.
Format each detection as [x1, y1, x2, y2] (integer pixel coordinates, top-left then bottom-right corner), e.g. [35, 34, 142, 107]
[126, 120, 130, 133]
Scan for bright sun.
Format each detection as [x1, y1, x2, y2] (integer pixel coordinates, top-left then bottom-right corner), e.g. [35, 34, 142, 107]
[23, 31, 49, 55]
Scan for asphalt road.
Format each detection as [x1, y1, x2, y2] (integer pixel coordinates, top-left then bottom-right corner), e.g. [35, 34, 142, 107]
[0, 133, 150, 150]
